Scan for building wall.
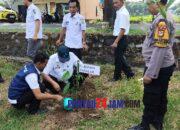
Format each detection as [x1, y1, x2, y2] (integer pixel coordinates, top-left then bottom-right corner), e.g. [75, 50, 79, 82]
[12, 0, 103, 20]
[80, 0, 103, 20]
[34, 0, 68, 4]
[12, 0, 68, 11]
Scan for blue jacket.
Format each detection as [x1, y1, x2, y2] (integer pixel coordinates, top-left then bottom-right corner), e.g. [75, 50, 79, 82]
[8, 63, 40, 100]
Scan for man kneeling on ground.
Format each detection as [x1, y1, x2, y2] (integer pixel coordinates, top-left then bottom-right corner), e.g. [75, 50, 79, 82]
[8, 52, 63, 114]
[42, 45, 87, 94]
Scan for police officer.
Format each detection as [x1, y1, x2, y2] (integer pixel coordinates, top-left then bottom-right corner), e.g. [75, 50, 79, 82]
[128, 0, 175, 130]
[24, 0, 43, 58]
[8, 53, 63, 115]
[56, 0, 88, 60]
[42, 45, 85, 94]
[111, 0, 134, 81]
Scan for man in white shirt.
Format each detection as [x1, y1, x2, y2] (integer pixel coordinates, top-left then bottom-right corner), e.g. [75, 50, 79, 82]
[42, 45, 86, 94]
[56, 0, 88, 60]
[8, 53, 63, 115]
[24, 0, 43, 58]
[111, 0, 134, 81]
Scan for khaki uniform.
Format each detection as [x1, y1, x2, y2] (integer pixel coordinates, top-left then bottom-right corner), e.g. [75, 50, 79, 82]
[141, 13, 176, 129]
[142, 13, 175, 79]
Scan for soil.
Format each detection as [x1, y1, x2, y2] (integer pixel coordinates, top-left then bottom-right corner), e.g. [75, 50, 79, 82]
[39, 79, 104, 130]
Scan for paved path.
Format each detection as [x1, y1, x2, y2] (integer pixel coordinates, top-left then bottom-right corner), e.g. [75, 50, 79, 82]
[0, 22, 179, 31]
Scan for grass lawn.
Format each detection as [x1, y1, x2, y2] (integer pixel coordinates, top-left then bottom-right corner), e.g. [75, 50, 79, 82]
[0, 26, 180, 36]
[0, 59, 179, 130]
[0, 26, 144, 35]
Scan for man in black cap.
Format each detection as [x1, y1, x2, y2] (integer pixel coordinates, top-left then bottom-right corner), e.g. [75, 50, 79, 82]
[42, 45, 85, 94]
[0, 73, 4, 83]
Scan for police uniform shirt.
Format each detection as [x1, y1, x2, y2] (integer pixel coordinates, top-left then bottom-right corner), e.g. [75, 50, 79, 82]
[43, 52, 83, 81]
[26, 3, 43, 39]
[113, 5, 130, 36]
[142, 13, 175, 79]
[62, 13, 86, 49]
[8, 66, 40, 104]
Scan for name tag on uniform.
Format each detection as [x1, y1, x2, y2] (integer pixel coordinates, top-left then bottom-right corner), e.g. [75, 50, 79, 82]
[79, 64, 100, 76]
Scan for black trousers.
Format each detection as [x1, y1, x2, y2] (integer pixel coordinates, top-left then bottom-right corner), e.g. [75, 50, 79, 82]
[12, 84, 46, 114]
[142, 64, 175, 127]
[43, 75, 66, 94]
[68, 48, 82, 60]
[114, 36, 134, 80]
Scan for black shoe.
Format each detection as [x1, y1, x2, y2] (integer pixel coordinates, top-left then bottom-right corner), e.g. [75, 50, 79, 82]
[151, 123, 163, 130]
[0, 76, 4, 83]
[128, 124, 150, 130]
[127, 73, 135, 79]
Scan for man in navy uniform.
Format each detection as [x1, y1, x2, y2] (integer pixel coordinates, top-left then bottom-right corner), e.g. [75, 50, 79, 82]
[128, 0, 175, 129]
[8, 53, 63, 114]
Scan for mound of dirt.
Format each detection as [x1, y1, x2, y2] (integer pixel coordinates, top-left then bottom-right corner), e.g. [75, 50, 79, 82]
[39, 79, 104, 130]
[73, 79, 105, 99]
